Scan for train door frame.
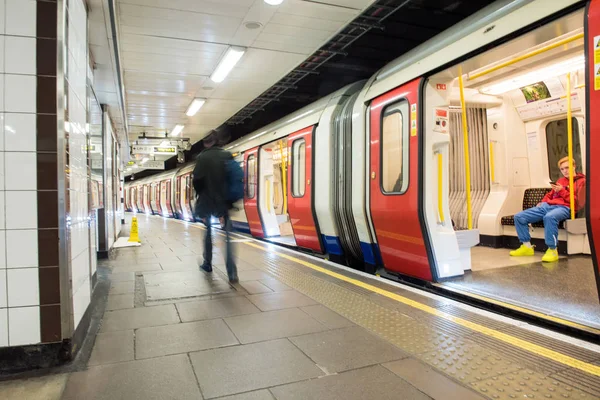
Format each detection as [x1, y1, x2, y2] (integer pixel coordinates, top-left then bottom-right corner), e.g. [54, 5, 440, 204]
[287, 126, 324, 253]
[585, 0, 600, 301]
[368, 78, 433, 281]
[243, 147, 266, 237]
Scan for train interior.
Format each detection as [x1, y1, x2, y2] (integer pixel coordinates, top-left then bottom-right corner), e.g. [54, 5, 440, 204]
[258, 139, 297, 246]
[423, 9, 600, 330]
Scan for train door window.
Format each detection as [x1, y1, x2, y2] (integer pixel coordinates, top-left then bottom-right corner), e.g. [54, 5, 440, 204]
[546, 117, 582, 181]
[247, 155, 256, 199]
[292, 139, 306, 197]
[381, 100, 409, 194]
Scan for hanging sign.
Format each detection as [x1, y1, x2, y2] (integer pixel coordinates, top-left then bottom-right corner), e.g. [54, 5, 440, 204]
[131, 145, 177, 155]
[143, 160, 165, 170]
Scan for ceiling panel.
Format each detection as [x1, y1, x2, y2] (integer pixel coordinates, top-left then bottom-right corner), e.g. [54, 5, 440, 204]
[116, 0, 379, 174]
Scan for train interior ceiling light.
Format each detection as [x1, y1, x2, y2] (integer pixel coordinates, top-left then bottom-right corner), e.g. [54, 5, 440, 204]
[186, 98, 206, 117]
[478, 55, 585, 95]
[210, 47, 246, 83]
[264, 0, 284, 5]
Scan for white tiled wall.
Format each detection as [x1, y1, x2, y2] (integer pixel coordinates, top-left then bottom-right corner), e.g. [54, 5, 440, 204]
[66, 0, 91, 332]
[0, 0, 41, 347]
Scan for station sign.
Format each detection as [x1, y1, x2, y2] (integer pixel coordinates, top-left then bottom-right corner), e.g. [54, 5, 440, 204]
[131, 145, 177, 155]
[143, 160, 165, 170]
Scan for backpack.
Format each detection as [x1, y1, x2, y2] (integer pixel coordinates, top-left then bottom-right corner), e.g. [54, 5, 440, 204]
[225, 158, 244, 203]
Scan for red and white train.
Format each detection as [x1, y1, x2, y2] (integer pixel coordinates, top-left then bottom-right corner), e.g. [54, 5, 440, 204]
[126, 0, 600, 333]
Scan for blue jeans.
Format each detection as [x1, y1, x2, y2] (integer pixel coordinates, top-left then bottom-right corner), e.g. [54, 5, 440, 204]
[203, 213, 238, 279]
[514, 203, 570, 249]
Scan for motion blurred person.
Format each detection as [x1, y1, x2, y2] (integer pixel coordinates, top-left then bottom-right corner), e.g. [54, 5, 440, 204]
[510, 156, 586, 262]
[192, 133, 238, 282]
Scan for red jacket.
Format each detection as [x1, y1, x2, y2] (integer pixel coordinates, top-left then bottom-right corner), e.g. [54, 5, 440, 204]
[542, 173, 586, 211]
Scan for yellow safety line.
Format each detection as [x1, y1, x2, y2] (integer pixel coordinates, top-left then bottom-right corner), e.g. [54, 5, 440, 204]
[183, 220, 600, 376]
[242, 239, 600, 377]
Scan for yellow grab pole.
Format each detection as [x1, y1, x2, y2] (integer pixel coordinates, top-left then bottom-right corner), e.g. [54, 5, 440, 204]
[279, 140, 288, 214]
[468, 33, 583, 80]
[437, 152, 445, 224]
[566, 72, 575, 220]
[489, 141, 496, 183]
[458, 66, 473, 230]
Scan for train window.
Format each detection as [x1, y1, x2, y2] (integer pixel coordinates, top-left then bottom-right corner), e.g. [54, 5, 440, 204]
[292, 139, 306, 197]
[247, 155, 256, 199]
[546, 118, 582, 181]
[381, 100, 409, 194]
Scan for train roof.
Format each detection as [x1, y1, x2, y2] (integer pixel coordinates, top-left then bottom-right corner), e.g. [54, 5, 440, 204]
[364, 0, 581, 101]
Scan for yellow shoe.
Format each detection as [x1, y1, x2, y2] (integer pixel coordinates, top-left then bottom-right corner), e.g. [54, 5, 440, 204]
[541, 248, 559, 263]
[509, 245, 534, 257]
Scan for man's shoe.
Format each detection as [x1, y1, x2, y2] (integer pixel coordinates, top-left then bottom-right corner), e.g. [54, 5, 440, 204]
[509, 245, 534, 257]
[541, 248, 559, 263]
[200, 263, 213, 273]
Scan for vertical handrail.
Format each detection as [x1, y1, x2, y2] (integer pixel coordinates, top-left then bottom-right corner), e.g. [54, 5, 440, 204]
[279, 140, 288, 214]
[489, 140, 496, 184]
[458, 66, 473, 230]
[567, 72, 575, 220]
[437, 152, 445, 224]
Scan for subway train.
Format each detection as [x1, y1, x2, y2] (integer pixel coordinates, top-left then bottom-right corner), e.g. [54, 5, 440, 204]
[125, 0, 600, 335]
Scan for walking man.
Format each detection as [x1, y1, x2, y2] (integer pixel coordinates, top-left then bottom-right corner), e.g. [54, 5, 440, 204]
[192, 132, 238, 282]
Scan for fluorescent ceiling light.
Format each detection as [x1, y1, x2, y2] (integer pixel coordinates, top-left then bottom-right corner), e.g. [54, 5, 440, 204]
[479, 55, 585, 95]
[171, 124, 184, 137]
[185, 98, 206, 116]
[160, 140, 170, 147]
[264, 0, 284, 4]
[141, 157, 149, 164]
[210, 47, 246, 83]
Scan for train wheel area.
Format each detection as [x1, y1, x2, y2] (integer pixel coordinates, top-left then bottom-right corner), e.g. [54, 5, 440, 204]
[37, 213, 600, 399]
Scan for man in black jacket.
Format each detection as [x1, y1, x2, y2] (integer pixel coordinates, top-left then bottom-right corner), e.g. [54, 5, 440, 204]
[192, 133, 238, 283]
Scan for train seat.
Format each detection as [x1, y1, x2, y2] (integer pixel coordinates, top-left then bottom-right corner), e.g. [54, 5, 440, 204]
[500, 188, 566, 229]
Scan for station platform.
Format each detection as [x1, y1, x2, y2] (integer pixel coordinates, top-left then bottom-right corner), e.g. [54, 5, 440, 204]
[3, 214, 600, 399]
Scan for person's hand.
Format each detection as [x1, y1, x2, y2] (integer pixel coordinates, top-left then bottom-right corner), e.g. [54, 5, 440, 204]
[551, 183, 564, 193]
[536, 202, 542, 207]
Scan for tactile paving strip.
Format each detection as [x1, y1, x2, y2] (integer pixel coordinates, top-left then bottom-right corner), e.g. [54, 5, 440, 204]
[553, 366, 600, 398]
[470, 369, 592, 399]
[208, 234, 597, 399]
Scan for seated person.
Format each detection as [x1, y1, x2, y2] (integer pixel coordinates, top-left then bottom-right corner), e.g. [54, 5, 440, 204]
[510, 156, 586, 262]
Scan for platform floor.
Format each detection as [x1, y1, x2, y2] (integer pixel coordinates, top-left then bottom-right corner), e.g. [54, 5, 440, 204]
[446, 248, 600, 329]
[2, 214, 600, 400]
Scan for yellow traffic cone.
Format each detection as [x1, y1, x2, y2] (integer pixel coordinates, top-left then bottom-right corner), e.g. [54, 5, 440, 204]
[128, 216, 141, 243]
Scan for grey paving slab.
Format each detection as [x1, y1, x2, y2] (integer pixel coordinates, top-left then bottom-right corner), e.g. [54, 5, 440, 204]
[99, 304, 180, 332]
[190, 339, 322, 399]
[246, 290, 318, 311]
[109, 280, 135, 295]
[240, 281, 273, 294]
[216, 390, 275, 400]
[136, 318, 239, 359]
[143, 270, 234, 301]
[0, 373, 68, 400]
[109, 272, 136, 282]
[62, 354, 202, 400]
[179, 254, 201, 263]
[224, 308, 327, 344]
[106, 293, 134, 311]
[88, 330, 134, 366]
[383, 358, 486, 400]
[111, 263, 162, 274]
[177, 296, 261, 322]
[289, 326, 408, 373]
[300, 305, 354, 329]
[270, 365, 431, 400]
[237, 270, 273, 282]
[259, 278, 291, 292]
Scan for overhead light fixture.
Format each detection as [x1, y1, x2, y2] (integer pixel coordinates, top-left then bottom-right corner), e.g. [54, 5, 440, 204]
[141, 157, 149, 164]
[185, 98, 206, 116]
[264, 0, 284, 5]
[210, 46, 246, 83]
[171, 124, 184, 137]
[160, 140, 170, 147]
[479, 55, 585, 95]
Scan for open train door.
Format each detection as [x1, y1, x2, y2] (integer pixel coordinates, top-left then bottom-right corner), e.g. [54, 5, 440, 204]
[368, 78, 432, 281]
[243, 147, 265, 238]
[586, 0, 600, 300]
[287, 126, 323, 252]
